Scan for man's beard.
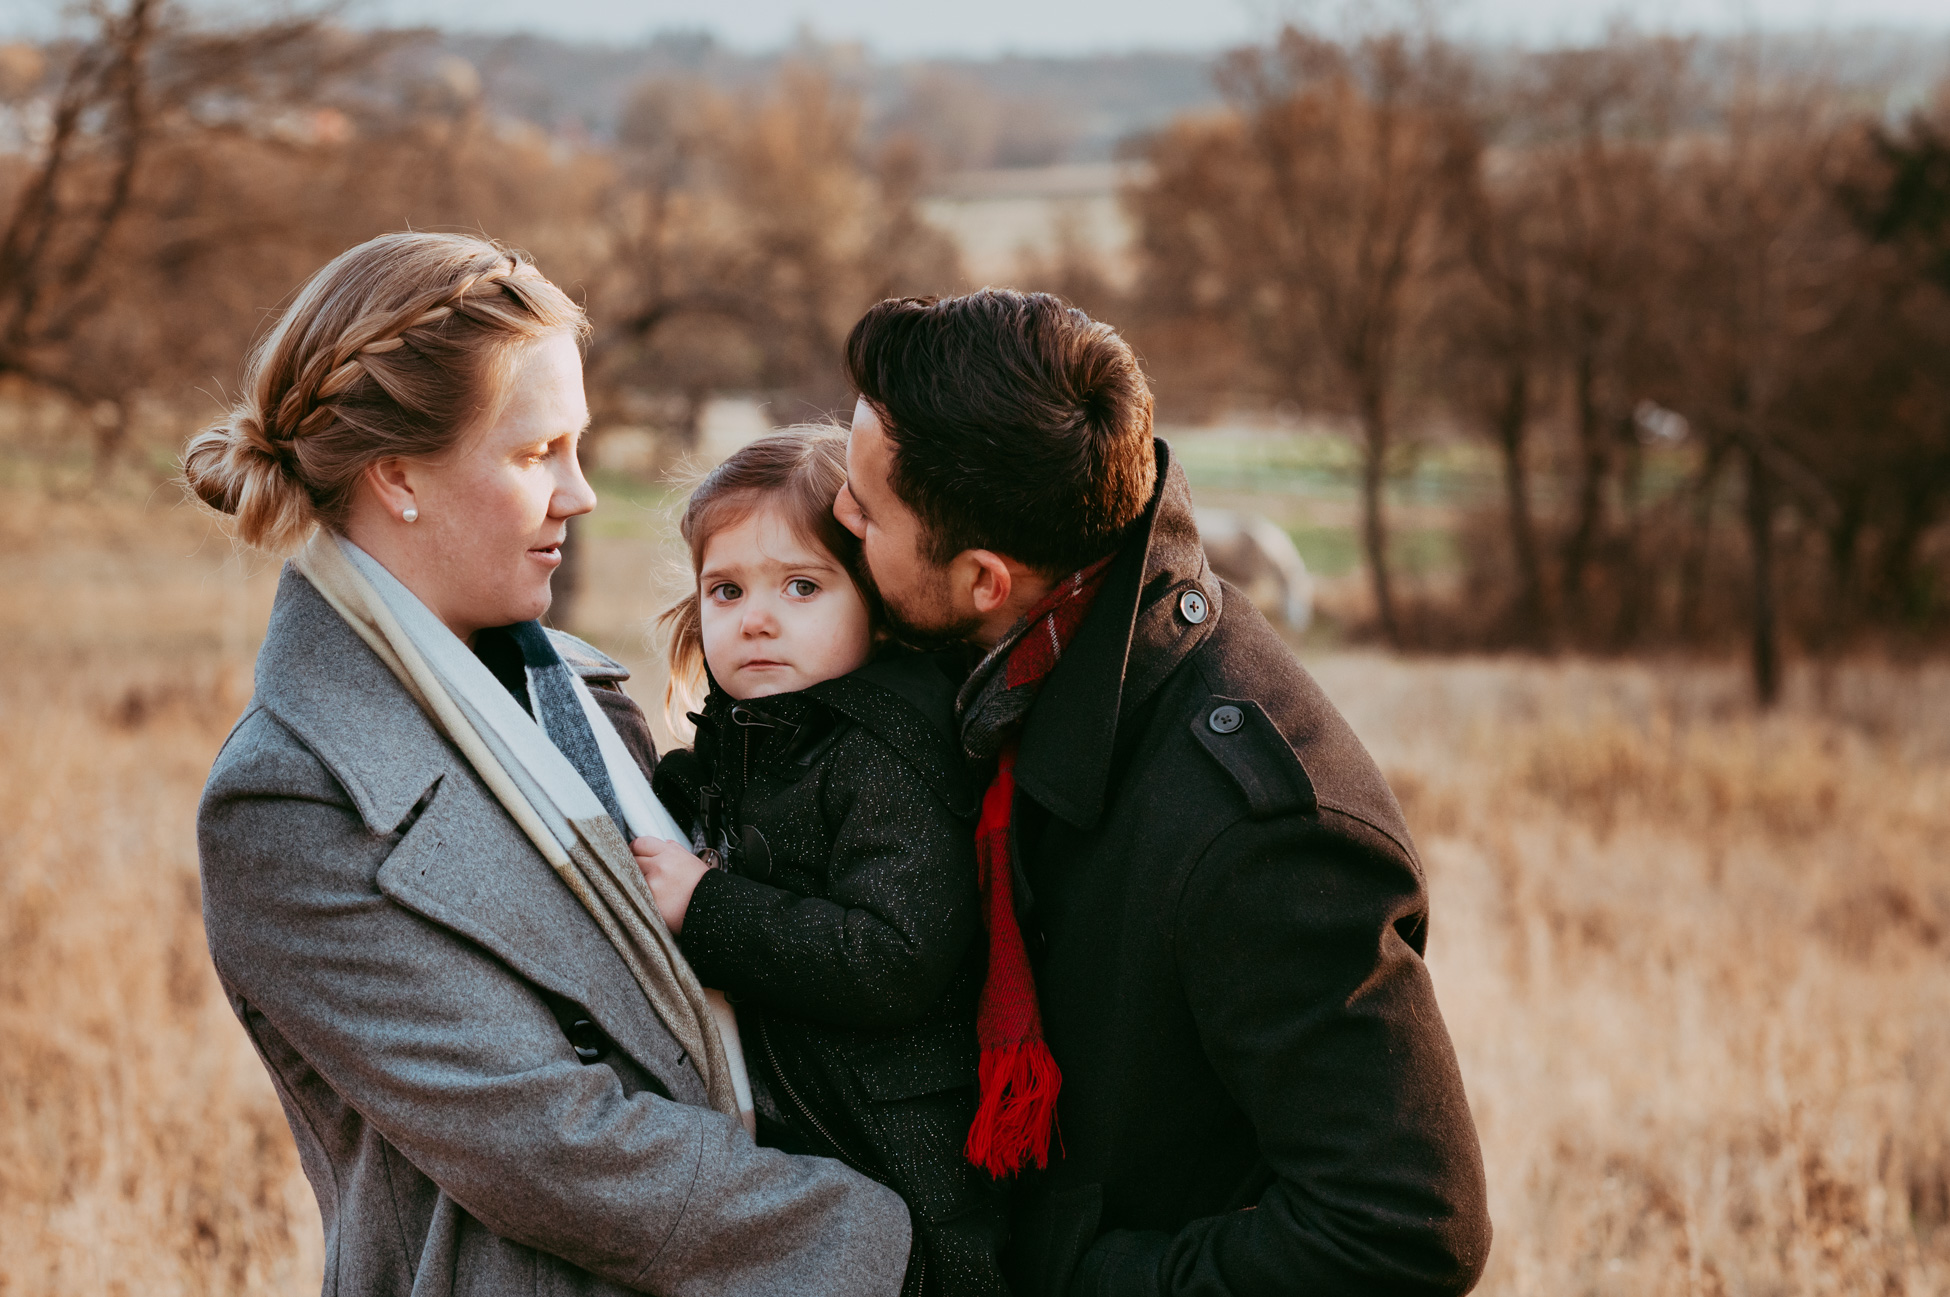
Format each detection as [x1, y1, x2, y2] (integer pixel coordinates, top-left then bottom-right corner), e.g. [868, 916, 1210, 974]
[877, 576, 983, 652]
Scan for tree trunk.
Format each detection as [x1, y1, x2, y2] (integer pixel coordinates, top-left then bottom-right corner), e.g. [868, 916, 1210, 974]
[1494, 363, 1551, 649]
[1677, 443, 1726, 643]
[1611, 432, 1646, 650]
[678, 386, 709, 452]
[91, 400, 127, 483]
[1744, 446, 1780, 707]
[1877, 479, 1933, 622]
[1359, 386, 1401, 647]
[1821, 490, 1864, 652]
[1561, 347, 1607, 630]
[653, 387, 712, 476]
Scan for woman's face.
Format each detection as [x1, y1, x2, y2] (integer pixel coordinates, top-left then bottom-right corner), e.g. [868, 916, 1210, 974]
[349, 331, 596, 643]
[697, 503, 873, 700]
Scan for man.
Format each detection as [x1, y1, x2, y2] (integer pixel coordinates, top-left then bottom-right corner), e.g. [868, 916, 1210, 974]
[833, 290, 1491, 1297]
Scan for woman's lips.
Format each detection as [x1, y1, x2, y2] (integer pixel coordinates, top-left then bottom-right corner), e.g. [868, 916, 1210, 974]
[529, 543, 562, 568]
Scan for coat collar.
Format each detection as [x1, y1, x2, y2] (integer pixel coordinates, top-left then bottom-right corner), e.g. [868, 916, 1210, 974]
[1013, 439, 1220, 829]
[252, 565, 448, 835]
[249, 565, 706, 1099]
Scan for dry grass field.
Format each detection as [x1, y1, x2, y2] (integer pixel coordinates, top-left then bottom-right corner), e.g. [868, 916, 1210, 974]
[3, 485, 1947, 1295]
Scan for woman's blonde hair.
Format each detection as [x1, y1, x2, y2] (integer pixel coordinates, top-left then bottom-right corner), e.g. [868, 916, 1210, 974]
[658, 428, 881, 734]
[183, 232, 590, 550]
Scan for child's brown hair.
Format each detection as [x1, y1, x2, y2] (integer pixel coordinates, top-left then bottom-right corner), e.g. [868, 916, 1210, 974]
[658, 427, 881, 734]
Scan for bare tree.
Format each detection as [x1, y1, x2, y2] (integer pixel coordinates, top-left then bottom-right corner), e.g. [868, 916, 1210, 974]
[592, 64, 960, 443]
[0, 3, 420, 471]
[1444, 92, 1557, 647]
[1657, 57, 1854, 703]
[0, 0, 161, 431]
[1521, 38, 1693, 632]
[1133, 27, 1470, 644]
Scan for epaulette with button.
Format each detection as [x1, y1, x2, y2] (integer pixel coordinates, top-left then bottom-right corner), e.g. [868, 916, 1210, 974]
[1191, 695, 1318, 819]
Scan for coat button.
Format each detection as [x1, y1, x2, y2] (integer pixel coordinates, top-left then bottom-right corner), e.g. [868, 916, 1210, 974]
[1178, 589, 1209, 624]
[1208, 704, 1244, 734]
[568, 1018, 603, 1063]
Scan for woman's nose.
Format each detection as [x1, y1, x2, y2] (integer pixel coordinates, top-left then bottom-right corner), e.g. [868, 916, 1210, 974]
[552, 446, 598, 518]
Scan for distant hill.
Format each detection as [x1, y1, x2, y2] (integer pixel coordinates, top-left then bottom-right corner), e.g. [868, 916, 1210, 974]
[435, 26, 1949, 173]
[439, 30, 1226, 163]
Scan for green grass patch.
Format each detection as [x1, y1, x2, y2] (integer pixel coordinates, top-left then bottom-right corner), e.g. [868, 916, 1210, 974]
[1287, 524, 1457, 579]
[584, 468, 681, 540]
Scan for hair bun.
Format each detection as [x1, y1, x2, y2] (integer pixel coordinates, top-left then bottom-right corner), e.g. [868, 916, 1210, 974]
[181, 406, 315, 550]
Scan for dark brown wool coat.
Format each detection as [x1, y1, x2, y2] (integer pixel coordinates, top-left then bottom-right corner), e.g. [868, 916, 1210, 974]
[1002, 443, 1491, 1297]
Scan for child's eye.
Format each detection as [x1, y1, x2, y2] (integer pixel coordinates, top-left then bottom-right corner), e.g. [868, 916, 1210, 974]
[708, 581, 743, 603]
[785, 578, 820, 598]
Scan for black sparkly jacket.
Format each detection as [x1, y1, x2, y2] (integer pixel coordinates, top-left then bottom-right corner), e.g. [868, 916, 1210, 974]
[651, 653, 1006, 1293]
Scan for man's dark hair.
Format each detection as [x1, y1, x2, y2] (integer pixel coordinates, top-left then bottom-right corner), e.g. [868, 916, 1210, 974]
[843, 289, 1158, 574]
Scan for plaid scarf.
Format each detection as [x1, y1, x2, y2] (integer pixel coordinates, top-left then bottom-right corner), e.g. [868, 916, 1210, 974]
[955, 556, 1114, 1176]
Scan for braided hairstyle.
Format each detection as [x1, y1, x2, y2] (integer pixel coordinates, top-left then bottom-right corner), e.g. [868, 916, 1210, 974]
[184, 232, 590, 550]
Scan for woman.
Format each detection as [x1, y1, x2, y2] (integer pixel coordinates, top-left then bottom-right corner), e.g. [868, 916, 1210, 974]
[184, 232, 911, 1296]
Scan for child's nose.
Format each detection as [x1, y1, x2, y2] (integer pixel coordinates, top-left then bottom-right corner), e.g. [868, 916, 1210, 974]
[741, 603, 778, 637]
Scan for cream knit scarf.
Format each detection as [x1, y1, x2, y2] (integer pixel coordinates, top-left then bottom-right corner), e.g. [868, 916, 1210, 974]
[295, 531, 752, 1129]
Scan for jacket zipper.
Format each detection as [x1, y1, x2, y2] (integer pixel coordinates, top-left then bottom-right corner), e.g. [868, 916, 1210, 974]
[755, 1015, 883, 1184]
[735, 733, 923, 1296]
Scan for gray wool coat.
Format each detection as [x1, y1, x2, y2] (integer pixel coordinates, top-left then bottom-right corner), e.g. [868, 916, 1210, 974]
[197, 568, 913, 1297]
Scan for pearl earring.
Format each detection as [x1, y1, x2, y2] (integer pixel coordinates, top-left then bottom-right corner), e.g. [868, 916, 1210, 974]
[402, 507, 419, 523]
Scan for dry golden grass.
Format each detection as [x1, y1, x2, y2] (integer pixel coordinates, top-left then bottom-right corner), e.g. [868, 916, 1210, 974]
[2, 488, 1946, 1295]
[0, 492, 309, 1294]
[1318, 654, 1950, 1295]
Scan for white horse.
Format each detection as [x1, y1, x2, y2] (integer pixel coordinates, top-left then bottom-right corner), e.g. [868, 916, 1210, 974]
[1195, 508, 1314, 633]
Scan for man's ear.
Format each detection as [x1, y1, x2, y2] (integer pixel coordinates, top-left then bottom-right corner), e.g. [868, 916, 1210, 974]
[963, 550, 1015, 616]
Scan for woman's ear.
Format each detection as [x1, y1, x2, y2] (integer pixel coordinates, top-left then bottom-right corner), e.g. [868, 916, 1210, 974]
[362, 456, 420, 524]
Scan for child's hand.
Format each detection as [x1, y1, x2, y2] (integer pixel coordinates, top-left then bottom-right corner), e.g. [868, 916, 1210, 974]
[632, 836, 711, 935]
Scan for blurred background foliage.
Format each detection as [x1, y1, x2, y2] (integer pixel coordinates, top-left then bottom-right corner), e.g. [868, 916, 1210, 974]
[6, 8, 1950, 1295]
[3, 3, 1950, 699]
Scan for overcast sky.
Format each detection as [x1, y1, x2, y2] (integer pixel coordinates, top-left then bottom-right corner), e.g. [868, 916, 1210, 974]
[11, 0, 1950, 52]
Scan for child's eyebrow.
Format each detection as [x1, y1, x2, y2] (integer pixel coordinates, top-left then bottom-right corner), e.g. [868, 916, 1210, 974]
[699, 547, 843, 582]
[790, 553, 846, 574]
[769, 538, 847, 573]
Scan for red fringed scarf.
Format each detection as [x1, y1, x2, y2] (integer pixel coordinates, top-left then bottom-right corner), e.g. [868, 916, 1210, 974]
[961, 557, 1114, 1177]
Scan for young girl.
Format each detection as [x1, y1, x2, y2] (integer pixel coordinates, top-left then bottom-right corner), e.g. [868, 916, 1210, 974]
[633, 430, 1008, 1296]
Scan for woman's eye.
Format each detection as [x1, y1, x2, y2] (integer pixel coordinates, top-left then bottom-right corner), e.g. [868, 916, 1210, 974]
[708, 582, 742, 603]
[786, 578, 819, 598]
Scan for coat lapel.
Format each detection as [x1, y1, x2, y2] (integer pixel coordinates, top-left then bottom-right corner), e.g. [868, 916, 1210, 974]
[251, 566, 704, 1103]
[1014, 441, 1222, 830]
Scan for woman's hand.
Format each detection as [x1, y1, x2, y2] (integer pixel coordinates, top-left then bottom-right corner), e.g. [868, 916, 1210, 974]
[632, 836, 711, 935]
